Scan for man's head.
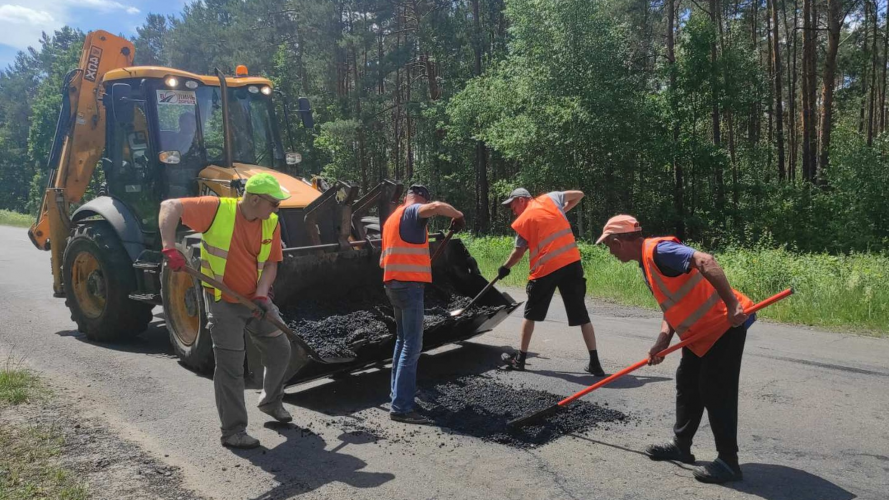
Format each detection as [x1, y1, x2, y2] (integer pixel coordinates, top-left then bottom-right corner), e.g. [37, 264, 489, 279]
[501, 188, 532, 216]
[596, 215, 644, 263]
[242, 172, 290, 220]
[405, 184, 431, 204]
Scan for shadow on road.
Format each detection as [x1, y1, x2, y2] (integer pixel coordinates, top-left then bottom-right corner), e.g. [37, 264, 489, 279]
[727, 463, 856, 500]
[54, 319, 177, 359]
[235, 422, 394, 499]
[530, 369, 671, 388]
[284, 342, 507, 416]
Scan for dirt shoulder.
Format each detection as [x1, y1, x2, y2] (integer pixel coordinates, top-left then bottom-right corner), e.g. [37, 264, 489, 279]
[0, 375, 205, 500]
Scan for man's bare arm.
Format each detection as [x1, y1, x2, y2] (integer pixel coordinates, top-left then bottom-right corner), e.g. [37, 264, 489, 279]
[417, 201, 463, 220]
[562, 190, 584, 212]
[159, 199, 184, 250]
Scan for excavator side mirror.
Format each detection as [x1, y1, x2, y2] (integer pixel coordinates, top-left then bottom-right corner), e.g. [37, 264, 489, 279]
[111, 83, 135, 125]
[297, 97, 314, 129]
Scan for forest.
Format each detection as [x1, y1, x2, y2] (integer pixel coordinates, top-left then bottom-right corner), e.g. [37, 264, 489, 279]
[1, 0, 888, 255]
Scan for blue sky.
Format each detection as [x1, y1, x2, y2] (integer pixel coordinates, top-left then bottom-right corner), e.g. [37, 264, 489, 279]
[0, 0, 187, 69]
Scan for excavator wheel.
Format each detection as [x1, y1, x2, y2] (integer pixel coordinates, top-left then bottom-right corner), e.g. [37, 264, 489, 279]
[162, 242, 214, 373]
[62, 222, 153, 341]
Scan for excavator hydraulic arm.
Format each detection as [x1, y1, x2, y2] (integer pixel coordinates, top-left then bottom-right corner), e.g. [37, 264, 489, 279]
[27, 31, 135, 295]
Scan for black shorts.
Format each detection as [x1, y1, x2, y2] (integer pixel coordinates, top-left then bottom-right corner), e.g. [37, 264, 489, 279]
[524, 260, 591, 326]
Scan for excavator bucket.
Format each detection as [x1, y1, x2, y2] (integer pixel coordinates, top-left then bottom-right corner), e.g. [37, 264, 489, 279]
[251, 181, 521, 386]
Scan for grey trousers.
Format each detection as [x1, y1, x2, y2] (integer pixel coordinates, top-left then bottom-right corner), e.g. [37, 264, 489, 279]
[205, 292, 292, 438]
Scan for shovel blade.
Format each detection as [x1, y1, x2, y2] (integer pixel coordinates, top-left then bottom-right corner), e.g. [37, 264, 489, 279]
[449, 308, 465, 317]
[507, 403, 562, 428]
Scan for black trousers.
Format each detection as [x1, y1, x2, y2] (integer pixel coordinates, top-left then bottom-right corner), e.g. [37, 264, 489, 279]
[673, 325, 747, 460]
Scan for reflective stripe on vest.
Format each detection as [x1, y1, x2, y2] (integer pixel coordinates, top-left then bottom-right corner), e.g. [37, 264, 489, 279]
[641, 236, 754, 356]
[199, 197, 278, 301]
[381, 204, 432, 283]
[511, 194, 582, 280]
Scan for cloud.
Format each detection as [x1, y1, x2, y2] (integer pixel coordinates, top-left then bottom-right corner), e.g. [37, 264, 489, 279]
[76, 0, 140, 15]
[0, 5, 54, 25]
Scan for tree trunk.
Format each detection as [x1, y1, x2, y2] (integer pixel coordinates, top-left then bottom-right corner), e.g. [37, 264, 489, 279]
[868, 0, 879, 145]
[668, 0, 685, 239]
[785, 0, 799, 181]
[860, 1, 870, 135]
[770, 0, 786, 179]
[881, 0, 889, 133]
[709, 0, 724, 218]
[802, 0, 818, 182]
[818, 0, 843, 183]
[471, 0, 489, 232]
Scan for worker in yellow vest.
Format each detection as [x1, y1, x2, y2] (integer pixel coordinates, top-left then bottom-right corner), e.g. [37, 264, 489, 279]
[497, 188, 605, 376]
[597, 214, 754, 484]
[381, 185, 464, 425]
[158, 173, 292, 449]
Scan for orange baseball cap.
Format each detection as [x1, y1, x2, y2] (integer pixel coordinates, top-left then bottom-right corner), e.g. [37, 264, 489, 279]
[595, 215, 642, 244]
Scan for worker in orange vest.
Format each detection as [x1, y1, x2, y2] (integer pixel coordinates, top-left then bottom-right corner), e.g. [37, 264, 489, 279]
[381, 185, 465, 425]
[597, 214, 755, 484]
[497, 188, 605, 376]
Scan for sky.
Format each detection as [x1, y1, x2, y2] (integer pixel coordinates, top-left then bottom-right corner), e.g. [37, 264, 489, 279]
[0, 0, 187, 69]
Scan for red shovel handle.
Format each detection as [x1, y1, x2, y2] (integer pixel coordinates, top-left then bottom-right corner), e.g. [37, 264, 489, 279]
[557, 288, 794, 407]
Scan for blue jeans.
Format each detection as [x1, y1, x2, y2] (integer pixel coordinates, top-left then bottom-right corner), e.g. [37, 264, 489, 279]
[386, 283, 425, 414]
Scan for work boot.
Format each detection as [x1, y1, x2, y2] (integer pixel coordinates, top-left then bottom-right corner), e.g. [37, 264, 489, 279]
[390, 411, 433, 425]
[500, 352, 526, 371]
[693, 458, 743, 484]
[259, 404, 293, 423]
[645, 440, 696, 464]
[220, 431, 260, 449]
[585, 350, 605, 376]
[584, 360, 606, 377]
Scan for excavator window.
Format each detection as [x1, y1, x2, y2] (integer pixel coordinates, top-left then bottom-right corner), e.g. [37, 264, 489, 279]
[106, 102, 162, 229]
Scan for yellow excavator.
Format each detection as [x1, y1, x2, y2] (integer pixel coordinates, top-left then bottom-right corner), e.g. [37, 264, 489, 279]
[28, 30, 518, 385]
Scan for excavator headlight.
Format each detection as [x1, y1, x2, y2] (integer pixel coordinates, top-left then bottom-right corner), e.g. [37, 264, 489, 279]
[185, 80, 198, 89]
[286, 152, 302, 165]
[247, 86, 259, 94]
[159, 151, 181, 164]
[261, 86, 272, 96]
[165, 77, 179, 88]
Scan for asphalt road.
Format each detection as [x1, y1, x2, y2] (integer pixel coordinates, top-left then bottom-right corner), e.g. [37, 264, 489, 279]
[1, 225, 886, 500]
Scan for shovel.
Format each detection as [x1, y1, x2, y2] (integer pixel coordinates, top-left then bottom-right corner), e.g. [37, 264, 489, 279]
[450, 276, 501, 317]
[178, 265, 357, 365]
[430, 229, 455, 263]
[507, 288, 794, 428]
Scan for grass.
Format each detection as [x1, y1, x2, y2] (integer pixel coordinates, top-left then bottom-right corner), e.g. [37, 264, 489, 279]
[0, 356, 88, 500]
[0, 210, 30, 228]
[463, 236, 889, 335]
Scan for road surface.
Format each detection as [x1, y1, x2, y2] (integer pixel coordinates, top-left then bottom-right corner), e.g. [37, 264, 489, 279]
[0, 225, 885, 499]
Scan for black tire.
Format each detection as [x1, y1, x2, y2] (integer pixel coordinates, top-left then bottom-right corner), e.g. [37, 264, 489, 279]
[162, 242, 214, 373]
[62, 222, 153, 341]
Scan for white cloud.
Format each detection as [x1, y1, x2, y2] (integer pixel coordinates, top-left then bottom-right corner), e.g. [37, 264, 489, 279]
[0, 5, 54, 25]
[76, 0, 139, 15]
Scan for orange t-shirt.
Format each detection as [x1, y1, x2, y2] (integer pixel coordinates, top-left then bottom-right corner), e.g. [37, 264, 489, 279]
[180, 197, 283, 303]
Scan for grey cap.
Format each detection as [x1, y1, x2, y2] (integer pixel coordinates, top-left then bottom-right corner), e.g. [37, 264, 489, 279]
[501, 187, 532, 205]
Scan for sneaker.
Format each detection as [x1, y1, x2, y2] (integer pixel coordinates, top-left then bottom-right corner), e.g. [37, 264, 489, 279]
[584, 361, 606, 377]
[221, 431, 260, 449]
[500, 352, 525, 371]
[390, 411, 433, 425]
[693, 458, 743, 484]
[645, 441, 696, 464]
[259, 404, 293, 423]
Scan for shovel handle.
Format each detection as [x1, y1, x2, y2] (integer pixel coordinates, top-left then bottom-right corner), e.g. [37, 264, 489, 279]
[454, 276, 501, 316]
[557, 288, 794, 407]
[430, 229, 455, 263]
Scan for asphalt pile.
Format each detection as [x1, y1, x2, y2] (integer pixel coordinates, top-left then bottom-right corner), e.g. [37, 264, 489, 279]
[417, 375, 629, 449]
[280, 284, 503, 359]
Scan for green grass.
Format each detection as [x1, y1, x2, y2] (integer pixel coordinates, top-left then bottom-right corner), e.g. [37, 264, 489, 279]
[0, 210, 31, 228]
[464, 236, 889, 335]
[0, 365, 87, 500]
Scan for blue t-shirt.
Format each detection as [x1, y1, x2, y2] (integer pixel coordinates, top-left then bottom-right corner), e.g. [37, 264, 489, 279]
[642, 241, 756, 328]
[399, 203, 428, 244]
[515, 191, 567, 248]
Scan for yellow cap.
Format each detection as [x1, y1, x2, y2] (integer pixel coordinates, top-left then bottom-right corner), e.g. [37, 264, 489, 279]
[244, 173, 290, 200]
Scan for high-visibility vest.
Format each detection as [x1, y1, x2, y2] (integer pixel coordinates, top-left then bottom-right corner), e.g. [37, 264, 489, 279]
[641, 236, 754, 356]
[199, 197, 278, 302]
[511, 194, 582, 280]
[381, 204, 432, 283]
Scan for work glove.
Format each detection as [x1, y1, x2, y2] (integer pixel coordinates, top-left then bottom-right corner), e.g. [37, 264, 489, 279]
[252, 296, 283, 324]
[162, 248, 187, 272]
[497, 266, 511, 280]
[449, 216, 466, 233]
